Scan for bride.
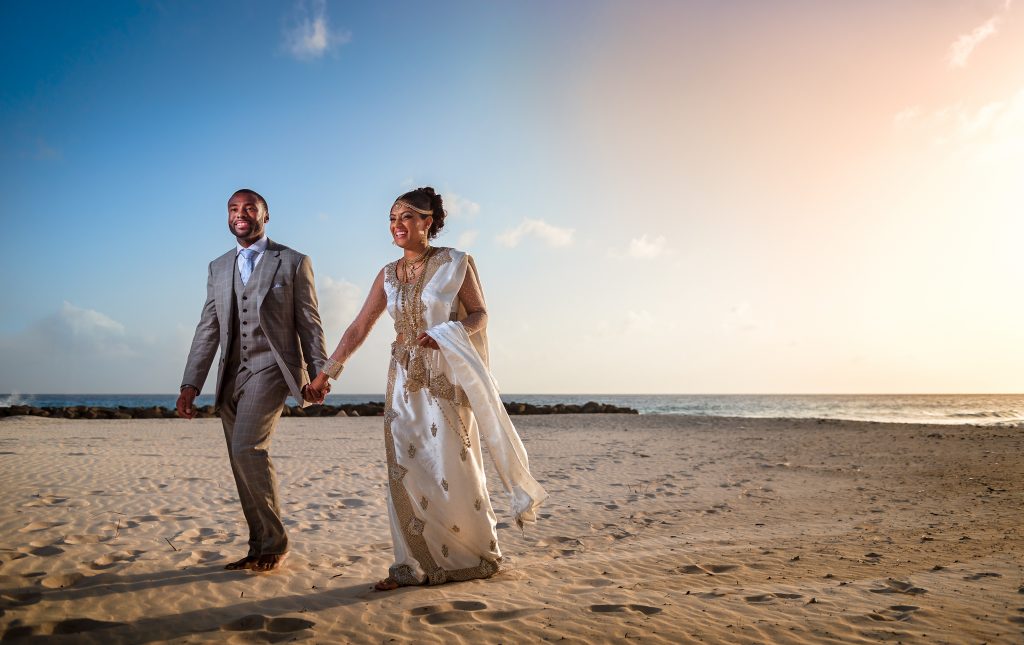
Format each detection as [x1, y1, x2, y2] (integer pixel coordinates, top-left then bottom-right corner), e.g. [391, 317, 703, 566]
[308, 186, 547, 590]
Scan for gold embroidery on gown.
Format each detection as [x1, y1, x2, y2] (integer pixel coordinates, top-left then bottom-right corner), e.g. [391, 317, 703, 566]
[382, 249, 500, 586]
[386, 249, 472, 408]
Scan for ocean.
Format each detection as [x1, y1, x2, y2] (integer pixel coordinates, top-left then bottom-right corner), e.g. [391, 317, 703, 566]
[1, 393, 1021, 427]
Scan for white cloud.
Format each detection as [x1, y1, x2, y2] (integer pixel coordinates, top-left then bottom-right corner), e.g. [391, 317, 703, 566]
[445, 193, 481, 220]
[317, 276, 362, 338]
[947, 1, 1011, 70]
[43, 302, 132, 354]
[283, 0, 351, 61]
[893, 106, 921, 127]
[896, 87, 1024, 145]
[0, 303, 183, 392]
[457, 230, 479, 248]
[496, 218, 574, 248]
[610, 234, 669, 259]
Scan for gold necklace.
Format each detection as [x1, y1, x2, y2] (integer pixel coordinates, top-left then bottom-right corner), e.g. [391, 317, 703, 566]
[398, 247, 433, 343]
[398, 247, 434, 392]
[400, 246, 431, 283]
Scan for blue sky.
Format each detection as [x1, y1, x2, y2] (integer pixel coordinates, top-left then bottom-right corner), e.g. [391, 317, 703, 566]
[2, 1, 1023, 394]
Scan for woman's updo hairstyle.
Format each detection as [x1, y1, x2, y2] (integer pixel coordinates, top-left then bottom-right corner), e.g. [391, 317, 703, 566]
[395, 186, 446, 239]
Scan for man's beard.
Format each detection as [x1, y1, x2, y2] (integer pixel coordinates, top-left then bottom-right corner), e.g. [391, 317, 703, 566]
[229, 219, 263, 241]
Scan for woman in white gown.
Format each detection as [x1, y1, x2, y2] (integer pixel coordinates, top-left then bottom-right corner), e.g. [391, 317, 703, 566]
[308, 187, 547, 590]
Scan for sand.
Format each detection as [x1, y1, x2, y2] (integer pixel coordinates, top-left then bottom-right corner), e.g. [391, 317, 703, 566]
[0, 414, 1021, 644]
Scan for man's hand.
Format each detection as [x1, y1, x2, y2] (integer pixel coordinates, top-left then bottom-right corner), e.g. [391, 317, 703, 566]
[302, 381, 330, 405]
[176, 386, 198, 419]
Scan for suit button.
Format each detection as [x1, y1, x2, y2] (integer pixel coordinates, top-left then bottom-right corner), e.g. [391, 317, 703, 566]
[242, 358, 248, 362]
[242, 346, 248, 350]
[242, 321, 247, 325]
[242, 333, 247, 337]
[242, 296, 248, 300]
[242, 309, 247, 313]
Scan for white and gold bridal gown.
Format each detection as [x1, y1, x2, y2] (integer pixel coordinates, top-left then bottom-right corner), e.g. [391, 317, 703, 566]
[382, 247, 547, 586]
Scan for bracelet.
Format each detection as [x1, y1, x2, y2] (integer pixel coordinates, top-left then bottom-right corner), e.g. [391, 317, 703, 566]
[322, 358, 344, 380]
[180, 384, 199, 394]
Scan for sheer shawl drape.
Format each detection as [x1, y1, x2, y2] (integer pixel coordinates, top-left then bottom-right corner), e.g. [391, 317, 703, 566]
[428, 254, 547, 525]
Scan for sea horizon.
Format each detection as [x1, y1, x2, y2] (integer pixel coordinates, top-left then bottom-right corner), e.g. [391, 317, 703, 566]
[3, 392, 1021, 427]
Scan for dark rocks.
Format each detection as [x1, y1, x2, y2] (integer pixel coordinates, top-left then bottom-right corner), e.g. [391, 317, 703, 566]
[0, 399, 637, 419]
[502, 401, 638, 415]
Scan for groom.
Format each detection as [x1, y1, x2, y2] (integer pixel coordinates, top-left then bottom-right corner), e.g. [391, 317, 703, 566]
[176, 188, 329, 572]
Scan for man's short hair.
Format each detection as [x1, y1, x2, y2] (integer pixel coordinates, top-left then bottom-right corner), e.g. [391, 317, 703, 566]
[232, 188, 269, 217]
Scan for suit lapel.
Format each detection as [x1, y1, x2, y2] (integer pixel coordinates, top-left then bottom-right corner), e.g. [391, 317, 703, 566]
[253, 238, 282, 307]
[213, 249, 235, 323]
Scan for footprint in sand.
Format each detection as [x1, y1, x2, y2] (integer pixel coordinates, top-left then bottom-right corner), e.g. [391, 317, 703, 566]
[588, 604, 662, 616]
[409, 601, 540, 625]
[560, 578, 616, 594]
[23, 544, 64, 557]
[333, 555, 362, 568]
[63, 534, 106, 545]
[679, 563, 737, 575]
[867, 605, 920, 622]
[0, 591, 42, 608]
[18, 521, 66, 533]
[869, 579, 927, 595]
[90, 550, 145, 570]
[174, 549, 225, 567]
[22, 495, 68, 508]
[744, 592, 803, 603]
[221, 614, 315, 634]
[40, 572, 85, 589]
[176, 527, 234, 546]
[536, 536, 580, 548]
[3, 617, 127, 640]
[962, 572, 1001, 581]
[336, 498, 367, 508]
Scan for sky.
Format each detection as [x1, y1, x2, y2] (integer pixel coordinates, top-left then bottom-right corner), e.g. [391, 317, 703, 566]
[1, 0, 1022, 395]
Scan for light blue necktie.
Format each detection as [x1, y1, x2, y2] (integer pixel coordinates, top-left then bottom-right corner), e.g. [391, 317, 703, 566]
[239, 248, 257, 286]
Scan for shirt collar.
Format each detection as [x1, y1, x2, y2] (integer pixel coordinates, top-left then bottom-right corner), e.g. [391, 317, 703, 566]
[236, 236, 268, 255]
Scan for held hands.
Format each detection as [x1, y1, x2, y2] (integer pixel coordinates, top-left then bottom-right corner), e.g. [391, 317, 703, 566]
[176, 386, 198, 419]
[303, 374, 332, 404]
[415, 332, 439, 350]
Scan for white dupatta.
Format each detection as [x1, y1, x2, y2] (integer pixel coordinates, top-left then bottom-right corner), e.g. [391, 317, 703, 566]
[426, 255, 547, 525]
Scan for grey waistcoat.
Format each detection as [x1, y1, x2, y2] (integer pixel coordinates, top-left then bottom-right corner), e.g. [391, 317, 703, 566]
[227, 259, 278, 376]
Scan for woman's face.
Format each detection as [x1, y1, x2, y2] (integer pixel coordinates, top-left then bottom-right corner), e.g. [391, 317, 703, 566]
[389, 203, 432, 249]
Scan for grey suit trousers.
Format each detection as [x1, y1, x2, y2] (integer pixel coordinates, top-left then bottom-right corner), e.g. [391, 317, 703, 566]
[219, 364, 290, 556]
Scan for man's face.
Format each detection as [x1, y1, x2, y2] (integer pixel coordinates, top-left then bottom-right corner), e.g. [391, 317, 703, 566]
[227, 192, 267, 242]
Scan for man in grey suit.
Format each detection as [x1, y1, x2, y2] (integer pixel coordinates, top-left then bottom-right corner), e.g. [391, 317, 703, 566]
[176, 188, 329, 572]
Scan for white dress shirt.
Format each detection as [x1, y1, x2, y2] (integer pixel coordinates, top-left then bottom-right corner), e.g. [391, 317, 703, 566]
[236, 235, 268, 275]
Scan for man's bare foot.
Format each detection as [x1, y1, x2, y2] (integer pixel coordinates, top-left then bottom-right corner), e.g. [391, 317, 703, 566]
[374, 578, 400, 591]
[252, 553, 288, 572]
[225, 555, 258, 571]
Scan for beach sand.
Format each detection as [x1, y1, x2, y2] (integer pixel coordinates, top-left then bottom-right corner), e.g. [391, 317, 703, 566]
[0, 414, 1020, 644]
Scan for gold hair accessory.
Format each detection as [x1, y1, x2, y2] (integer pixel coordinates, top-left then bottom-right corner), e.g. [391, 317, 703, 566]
[394, 199, 433, 216]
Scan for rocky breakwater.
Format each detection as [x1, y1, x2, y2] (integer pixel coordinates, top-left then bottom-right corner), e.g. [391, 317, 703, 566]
[0, 400, 638, 419]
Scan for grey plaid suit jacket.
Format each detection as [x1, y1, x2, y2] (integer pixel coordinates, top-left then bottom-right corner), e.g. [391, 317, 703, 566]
[181, 238, 328, 408]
